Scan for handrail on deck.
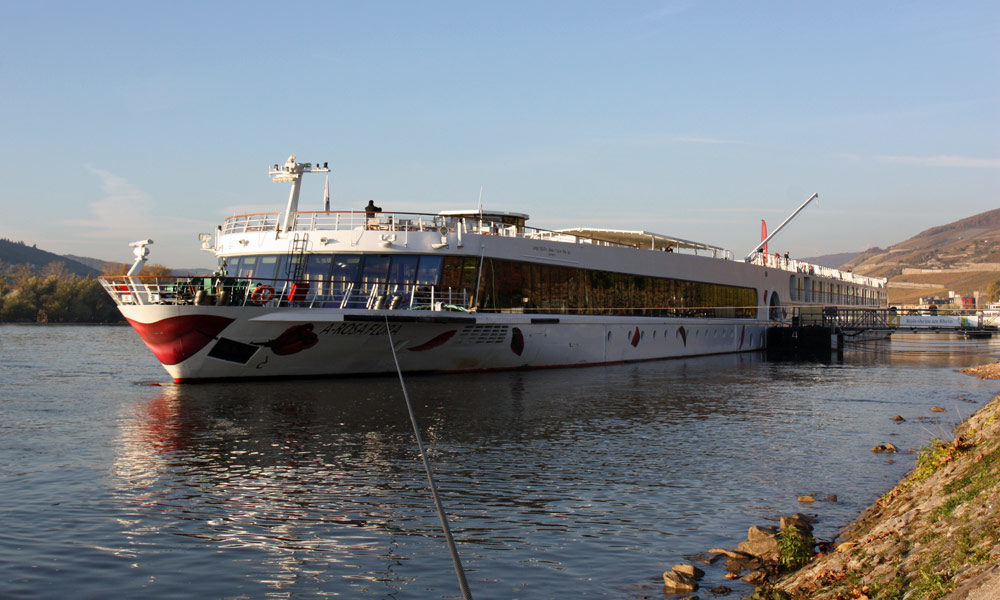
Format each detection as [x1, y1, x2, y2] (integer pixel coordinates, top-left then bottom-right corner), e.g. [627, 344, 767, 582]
[99, 274, 472, 312]
[221, 210, 732, 257]
[749, 252, 886, 288]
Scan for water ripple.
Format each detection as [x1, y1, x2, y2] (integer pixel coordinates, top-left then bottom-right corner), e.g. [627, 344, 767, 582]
[1, 326, 998, 598]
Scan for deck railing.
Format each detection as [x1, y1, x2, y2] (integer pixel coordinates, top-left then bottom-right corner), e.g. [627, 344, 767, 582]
[749, 252, 886, 288]
[221, 210, 722, 257]
[100, 275, 771, 320]
[100, 275, 474, 312]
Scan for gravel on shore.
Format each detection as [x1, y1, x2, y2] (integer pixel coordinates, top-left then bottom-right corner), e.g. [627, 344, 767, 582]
[960, 362, 1000, 379]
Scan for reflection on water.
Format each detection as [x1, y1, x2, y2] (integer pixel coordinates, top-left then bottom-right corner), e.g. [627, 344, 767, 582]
[2, 327, 999, 598]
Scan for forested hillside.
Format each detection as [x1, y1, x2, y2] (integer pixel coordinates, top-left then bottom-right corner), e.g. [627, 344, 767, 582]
[0, 261, 122, 323]
[0, 239, 100, 277]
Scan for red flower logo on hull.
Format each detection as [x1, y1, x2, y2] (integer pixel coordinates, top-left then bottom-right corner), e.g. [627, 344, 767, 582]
[510, 327, 524, 356]
[257, 324, 319, 355]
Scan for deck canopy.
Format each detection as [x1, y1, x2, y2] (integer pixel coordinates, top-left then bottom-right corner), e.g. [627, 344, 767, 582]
[438, 209, 529, 228]
[557, 228, 725, 253]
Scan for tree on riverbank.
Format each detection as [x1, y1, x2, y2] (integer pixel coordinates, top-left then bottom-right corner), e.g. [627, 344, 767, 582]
[0, 260, 123, 323]
[986, 278, 1000, 303]
[101, 262, 174, 277]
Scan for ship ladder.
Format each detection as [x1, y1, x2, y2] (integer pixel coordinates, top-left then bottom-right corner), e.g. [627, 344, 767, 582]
[286, 232, 309, 282]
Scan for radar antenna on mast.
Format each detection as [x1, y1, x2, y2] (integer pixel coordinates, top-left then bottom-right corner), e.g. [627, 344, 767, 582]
[269, 154, 330, 231]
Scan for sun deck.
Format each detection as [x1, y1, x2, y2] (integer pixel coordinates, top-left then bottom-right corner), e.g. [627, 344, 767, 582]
[220, 210, 732, 258]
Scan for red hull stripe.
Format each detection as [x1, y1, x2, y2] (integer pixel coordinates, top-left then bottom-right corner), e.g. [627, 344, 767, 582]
[127, 315, 235, 365]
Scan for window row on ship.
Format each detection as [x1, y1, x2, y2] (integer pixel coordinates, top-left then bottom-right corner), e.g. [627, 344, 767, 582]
[221, 252, 879, 316]
[789, 275, 884, 306]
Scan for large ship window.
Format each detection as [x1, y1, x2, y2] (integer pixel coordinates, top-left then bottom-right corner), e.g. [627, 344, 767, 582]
[304, 255, 333, 294]
[388, 255, 419, 283]
[416, 255, 443, 285]
[305, 255, 333, 278]
[255, 255, 281, 281]
[361, 255, 391, 283]
[474, 257, 757, 318]
[332, 255, 361, 284]
[237, 256, 260, 278]
[222, 256, 244, 277]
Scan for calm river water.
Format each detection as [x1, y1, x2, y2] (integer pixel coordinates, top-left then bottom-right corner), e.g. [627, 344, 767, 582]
[1, 324, 999, 599]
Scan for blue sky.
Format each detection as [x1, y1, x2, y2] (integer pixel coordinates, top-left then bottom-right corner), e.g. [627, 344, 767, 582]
[1, 1, 997, 269]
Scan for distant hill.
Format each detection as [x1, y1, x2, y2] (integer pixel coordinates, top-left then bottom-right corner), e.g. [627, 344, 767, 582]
[62, 254, 115, 273]
[172, 267, 214, 276]
[845, 208, 1000, 278]
[74, 258, 213, 277]
[65, 253, 212, 276]
[0, 239, 100, 277]
[799, 251, 861, 269]
[842, 208, 1000, 305]
[2, 241, 212, 278]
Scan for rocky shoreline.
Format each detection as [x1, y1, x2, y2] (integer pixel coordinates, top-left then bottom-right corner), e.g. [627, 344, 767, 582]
[657, 362, 1000, 600]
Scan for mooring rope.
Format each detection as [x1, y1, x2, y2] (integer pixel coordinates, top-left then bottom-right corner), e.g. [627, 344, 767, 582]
[384, 317, 474, 600]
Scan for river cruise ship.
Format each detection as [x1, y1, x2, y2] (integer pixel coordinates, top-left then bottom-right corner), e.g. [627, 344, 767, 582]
[101, 155, 888, 382]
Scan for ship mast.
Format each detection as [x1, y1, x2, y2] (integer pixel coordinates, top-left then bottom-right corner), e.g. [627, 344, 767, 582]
[744, 193, 819, 261]
[269, 154, 330, 232]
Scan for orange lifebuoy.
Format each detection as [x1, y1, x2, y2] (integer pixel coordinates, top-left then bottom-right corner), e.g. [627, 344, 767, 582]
[250, 284, 274, 305]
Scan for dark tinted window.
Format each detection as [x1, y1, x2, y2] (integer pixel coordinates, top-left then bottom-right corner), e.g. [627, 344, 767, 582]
[388, 255, 419, 283]
[331, 255, 361, 282]
[416, 255, 443, 285]
[305, 255, 334, 279]
[255, 255, 281, 281]
[361, 255, 390, 281]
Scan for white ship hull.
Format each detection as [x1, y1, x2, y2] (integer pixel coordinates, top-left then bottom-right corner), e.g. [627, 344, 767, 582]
[120, 304, 768, 382]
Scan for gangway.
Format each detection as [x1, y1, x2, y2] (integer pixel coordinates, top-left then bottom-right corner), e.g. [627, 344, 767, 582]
[768, 306, 996, 359]
[767, 307, 895, 359]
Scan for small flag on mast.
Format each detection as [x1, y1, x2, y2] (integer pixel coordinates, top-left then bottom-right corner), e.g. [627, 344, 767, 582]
[323, 175, 330, 212]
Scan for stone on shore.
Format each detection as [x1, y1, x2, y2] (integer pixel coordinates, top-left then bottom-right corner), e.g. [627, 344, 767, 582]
[662, 569, 698, 592]
[780, 515, 814, 533]
[707, 547, 754, 560]
[871, 443, 898, 453]
[960, 362, 1000, 379]
[688, 551, 721, 565]
[672, 563, 705, 579]
[735, 525, 780, 561]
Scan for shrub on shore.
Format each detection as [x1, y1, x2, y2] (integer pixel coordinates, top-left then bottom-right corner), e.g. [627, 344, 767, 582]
[0, 260, 122, 323]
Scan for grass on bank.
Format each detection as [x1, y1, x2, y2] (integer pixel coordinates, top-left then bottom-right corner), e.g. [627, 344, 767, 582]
[760, 409, 1000, 600]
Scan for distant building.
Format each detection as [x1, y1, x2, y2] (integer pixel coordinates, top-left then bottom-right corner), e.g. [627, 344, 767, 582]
[919, 295, 951, 308]
[918, 292, 975, 310]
